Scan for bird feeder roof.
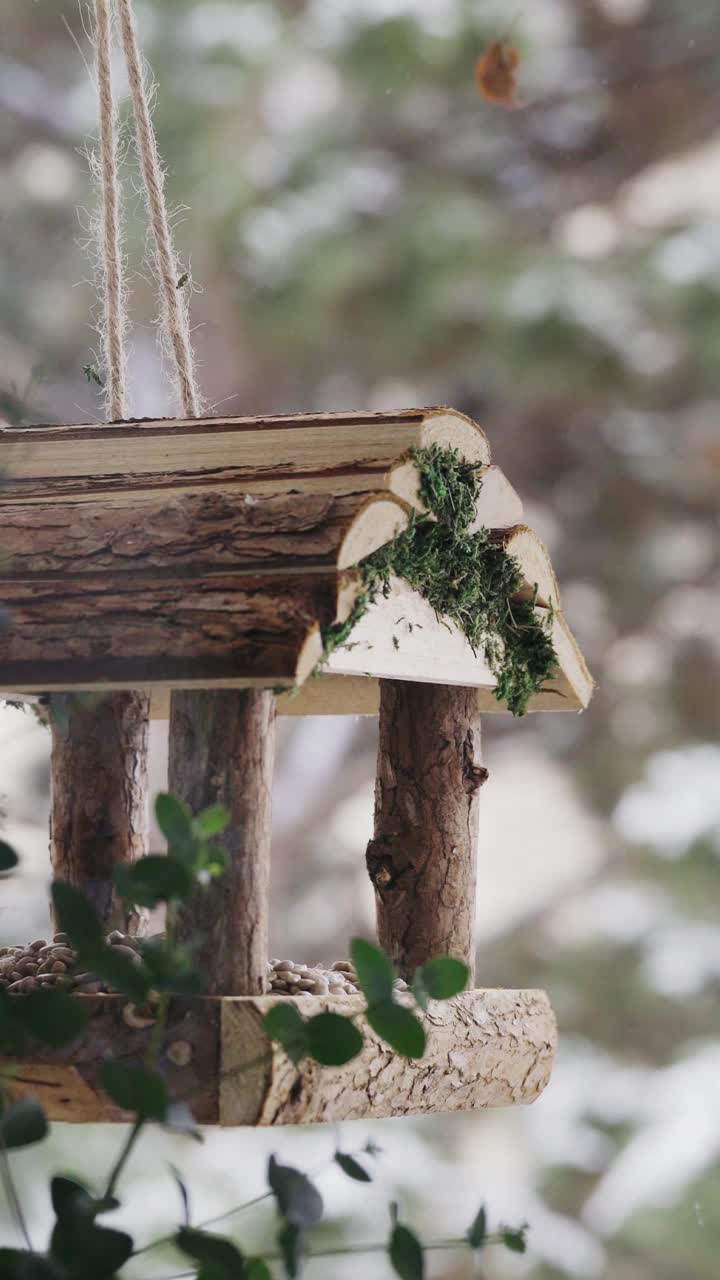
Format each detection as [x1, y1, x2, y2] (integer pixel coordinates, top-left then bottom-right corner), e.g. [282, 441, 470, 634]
[0, 406, 593, 714]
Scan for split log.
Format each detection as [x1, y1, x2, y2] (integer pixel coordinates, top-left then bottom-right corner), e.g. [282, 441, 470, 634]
[367, 680, 487, 982]
[0, 406, 489, 500]
[168, 689, 276, 996]
[48, 692, 149, 933]
[0, 989, 556, 1124]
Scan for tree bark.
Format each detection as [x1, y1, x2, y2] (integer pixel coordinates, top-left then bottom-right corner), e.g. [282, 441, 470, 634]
[367, 680, 488, 982]
[49, 692, 150, 933]
[168, 689, 276, 996]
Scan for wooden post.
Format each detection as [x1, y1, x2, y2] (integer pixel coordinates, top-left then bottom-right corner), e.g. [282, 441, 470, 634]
[168, 690, 276, 996]
[366, 680, 488, 983]
[49, 692, 150, 933]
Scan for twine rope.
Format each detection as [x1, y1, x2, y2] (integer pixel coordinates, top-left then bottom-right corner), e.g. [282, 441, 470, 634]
[94, 0, 128, 421]
[92, 0, 201, 419]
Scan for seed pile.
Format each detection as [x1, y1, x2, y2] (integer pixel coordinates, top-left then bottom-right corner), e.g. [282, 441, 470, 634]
[0, 930, 140, 995]
[0, 937, 404, 998]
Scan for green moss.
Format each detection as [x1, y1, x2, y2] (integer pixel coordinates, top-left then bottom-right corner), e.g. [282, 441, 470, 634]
[320, 444, 558, 716]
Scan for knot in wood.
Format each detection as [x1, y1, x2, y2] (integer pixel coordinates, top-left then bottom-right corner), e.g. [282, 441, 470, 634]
[366, 839, 397, 892]
[167, 1039, 194, 1068]
[122, 1001, 157, 1030]
[462, 763, 489, 794]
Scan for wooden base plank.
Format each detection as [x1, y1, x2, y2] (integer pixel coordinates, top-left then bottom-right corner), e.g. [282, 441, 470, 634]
[0, 989, 556, 1125]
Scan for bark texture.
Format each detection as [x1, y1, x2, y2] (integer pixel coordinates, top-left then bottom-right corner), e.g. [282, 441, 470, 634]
[0, 994, 220, 1123]
[49, 692, 149, 933]
[168, 689, 276, 996]
[367, 680, 488, 981]
[222, 988, 556, 1125]
[0, 988, 556, 1124]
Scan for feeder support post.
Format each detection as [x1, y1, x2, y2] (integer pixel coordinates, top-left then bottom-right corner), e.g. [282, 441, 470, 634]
[168, 689, 276, 996]
[49, 692, 150, 933]
[367, 679, 487, 983]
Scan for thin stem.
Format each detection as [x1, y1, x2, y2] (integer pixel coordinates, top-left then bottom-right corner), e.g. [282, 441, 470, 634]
[0, 1140, 32, 1251]
[155, 1234, 502, 1280]
[103, 1118, 144, 1203]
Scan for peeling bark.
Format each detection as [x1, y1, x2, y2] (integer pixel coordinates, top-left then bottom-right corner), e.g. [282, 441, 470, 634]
[49, 692, 149, 933]
[368, 680, 487, 981]
[168, 689, 276, 996]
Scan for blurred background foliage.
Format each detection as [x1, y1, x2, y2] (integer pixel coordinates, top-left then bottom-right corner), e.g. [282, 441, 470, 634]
[1, 0, 720, 1276]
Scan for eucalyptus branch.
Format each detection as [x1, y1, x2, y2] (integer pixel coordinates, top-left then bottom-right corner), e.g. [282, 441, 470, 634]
[103, 1117, 144, 1203]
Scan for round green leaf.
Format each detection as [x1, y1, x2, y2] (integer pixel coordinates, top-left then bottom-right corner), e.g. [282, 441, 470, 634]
[415, 957, 468, 1001]
[84, 943, 150, 1003]
[502, 1227, 527, 1254]
[367, 999, 426, 1059]
[245, 1261, 272, 1280]
[155, 793, 194, 853]
[99, 1062, 168, 1120]
[114, 855, 193, 908]
[193, 805, 229, 837]
[350, 938, 394, 1005]
[389, 1223, 425, 1280]
[307, 1012, 363, 1066]
[335, 1151, 372, 1183]
[268, 1155, 323, 1228]
[17, 989, 89, 1048]
[176, 1227, 245, 1273]
[51, 882, 104, 951]
[0, 1097, 48, 1149]
[263, 1004, 309, 1065]
[0, 841, 18, 873]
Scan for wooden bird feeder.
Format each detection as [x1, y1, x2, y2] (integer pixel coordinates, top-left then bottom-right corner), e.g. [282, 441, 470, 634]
[0, 405, 592, 1126]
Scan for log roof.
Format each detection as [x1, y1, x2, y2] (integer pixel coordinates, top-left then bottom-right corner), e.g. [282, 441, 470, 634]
[0, 407, 593, 713]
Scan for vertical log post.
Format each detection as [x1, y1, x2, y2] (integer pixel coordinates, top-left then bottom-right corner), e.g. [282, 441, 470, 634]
[366, 680, 488, 983]
[168, 690, 276, 996]
[49, 692, 150, 933]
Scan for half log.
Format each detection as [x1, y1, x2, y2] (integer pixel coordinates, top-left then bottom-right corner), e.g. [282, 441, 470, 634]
[168, 689, 276, 996]
[0, 989, 556, 1124]
[49, 691, 150, 933]
[367, 680, 487, 982]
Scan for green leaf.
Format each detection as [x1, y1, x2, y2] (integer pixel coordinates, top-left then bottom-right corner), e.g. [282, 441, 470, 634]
[51, 1175, 96, 1223]
[277, 1222, 304, 1280]
[0, 990, 30, 1054]
[193, 805, 229, 837]
[51, 882, 104, 951]
[15, 989, 89, 1047]
[114, 855, 193, 908]
[263, 1004, 309, 1065]
[467, 1204, 487, 1250]
[415, 957, 468, 1001]
[0, 841, 18, 873]
[367, 999, 426, 1059]
[0, 1097, 48, 1149]
[334, 1151, 372, 1183]
[176, 1227, 245, 1273]
[350, 938, 394, 1005]
[306, 1012, 363, 1066]
[82, 943, 151, 1003]
[502, 1226, 527, 1254]
[155, 793, 195, 857]
[268, 1155, 323, 1227]
[68, 1225, 133, 1277]
[141, 939, 204, 996]
[389, 1223, 424, 1280]
[0, 1253, 62, 1280]
[245, 1262, 272, 1280]
[99, 1062, 168, 1120]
